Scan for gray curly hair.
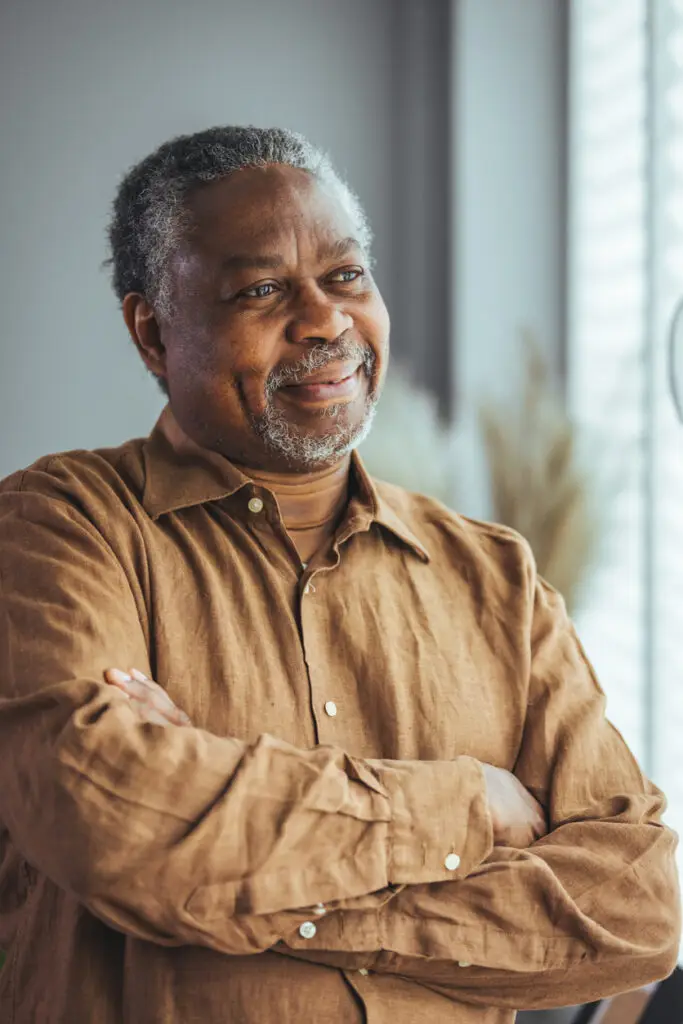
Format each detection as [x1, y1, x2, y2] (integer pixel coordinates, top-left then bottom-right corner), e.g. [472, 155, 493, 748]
[105, 125, 373, 319]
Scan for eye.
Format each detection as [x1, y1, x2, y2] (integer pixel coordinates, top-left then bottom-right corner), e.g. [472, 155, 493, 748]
[240, 282, 279, 299]
[328, 267, 365, 284]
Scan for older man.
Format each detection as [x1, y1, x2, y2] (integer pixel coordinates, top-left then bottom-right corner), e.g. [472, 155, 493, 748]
[0, 125, 678, 1024]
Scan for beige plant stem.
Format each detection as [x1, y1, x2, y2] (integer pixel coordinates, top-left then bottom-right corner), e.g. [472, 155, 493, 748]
[479, 334, 600, 614]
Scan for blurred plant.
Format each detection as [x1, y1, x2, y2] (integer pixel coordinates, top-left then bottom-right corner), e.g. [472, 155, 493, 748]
[478, 332, 600, 614]
[359, 364, 457, 506]
[358, 342, 603, 616]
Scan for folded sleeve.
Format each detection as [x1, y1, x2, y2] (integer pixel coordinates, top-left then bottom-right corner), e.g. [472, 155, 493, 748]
[279, 561, 681, 1008]
[0, 483, 491, 956]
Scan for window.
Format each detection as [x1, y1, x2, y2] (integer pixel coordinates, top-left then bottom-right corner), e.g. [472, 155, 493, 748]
[569, 0, 683, 929]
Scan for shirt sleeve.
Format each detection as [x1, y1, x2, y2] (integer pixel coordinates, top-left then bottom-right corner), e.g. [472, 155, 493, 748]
[278, 566, 681, 1008]
[0, 484, 492, 957]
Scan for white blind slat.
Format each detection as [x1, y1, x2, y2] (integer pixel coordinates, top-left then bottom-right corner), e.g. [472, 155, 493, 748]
[570, 0, 683, 949]
[569, 0, 648, 767]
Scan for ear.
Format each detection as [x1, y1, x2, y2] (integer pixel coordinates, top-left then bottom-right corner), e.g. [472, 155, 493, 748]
[122, 293, 168, 386]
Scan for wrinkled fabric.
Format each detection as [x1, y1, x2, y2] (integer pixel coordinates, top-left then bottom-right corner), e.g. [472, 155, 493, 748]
[0, 405, 679, 1023]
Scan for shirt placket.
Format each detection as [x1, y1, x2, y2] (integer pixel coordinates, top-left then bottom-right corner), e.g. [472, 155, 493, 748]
[295, 515, 370, 748]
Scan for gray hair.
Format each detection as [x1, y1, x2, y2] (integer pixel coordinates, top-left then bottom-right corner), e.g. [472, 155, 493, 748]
[105, 125, 373, 318]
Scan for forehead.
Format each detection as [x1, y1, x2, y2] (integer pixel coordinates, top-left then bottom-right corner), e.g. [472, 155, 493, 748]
[183, 165, 360, 261]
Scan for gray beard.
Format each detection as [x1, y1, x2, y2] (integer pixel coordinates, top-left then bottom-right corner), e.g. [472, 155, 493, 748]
[251, 394, 378, 468]
[249, 338, 380, 469]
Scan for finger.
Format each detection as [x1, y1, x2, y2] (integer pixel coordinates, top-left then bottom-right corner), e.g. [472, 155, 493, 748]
[152, 700, 191, 727]
[126, 669, 162, 698]
[104, 668, 134, 695]
[128, 668, 179, 708]
[105, 672, 168, 715]
[107, 667, 159, 698]
[140, 702, 190, 728]
[115, 675, 154, 703]
[105, 668, 191, 726]
[108, 666, 169, 707]
[128, 669, 191, 726]
[171, 706, 192, 727]
[132, 704, 175, 727]
[107, 671, 166, 714]
[528, 796, 548, 836]
[532, 816, 549, 840]
[105, 668, 132, 685]
[116, 689, 179, 727]
[520, 788, 545, 819]
[524, 803, 547, 841]
[105, 669, 155, 704]
[129, 668, 168, 698]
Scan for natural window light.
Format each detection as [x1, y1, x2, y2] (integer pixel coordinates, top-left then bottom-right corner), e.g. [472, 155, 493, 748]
[569, 0, 683, 939]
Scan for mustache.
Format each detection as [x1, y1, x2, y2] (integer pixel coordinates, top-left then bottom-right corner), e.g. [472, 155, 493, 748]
[266, 336, 375, 393]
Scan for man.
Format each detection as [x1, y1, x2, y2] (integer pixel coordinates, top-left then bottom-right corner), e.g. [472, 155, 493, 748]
[0, 125, 678, 1024]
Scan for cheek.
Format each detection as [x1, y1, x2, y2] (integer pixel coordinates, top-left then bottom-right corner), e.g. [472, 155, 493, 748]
[165, 318, 216, 374]
[168, 321, 244, 381]
[234, 370, 275, 416]
[361, 300, 390, 377]
[208, 354, 275, 418]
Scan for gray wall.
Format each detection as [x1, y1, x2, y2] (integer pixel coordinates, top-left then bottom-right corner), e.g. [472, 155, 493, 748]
[452, 0, 567, 408]
[0, 0, 567, 489]
[0, 0, 401, 476]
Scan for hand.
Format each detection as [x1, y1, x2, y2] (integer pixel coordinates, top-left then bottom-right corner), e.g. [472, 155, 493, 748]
[104, 667, 192, 727]
[480, 762, 547, 848]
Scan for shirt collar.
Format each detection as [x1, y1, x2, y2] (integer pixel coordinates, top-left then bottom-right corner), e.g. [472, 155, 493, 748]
[142, 405, 430, 562]
[347, 448, 430, 562]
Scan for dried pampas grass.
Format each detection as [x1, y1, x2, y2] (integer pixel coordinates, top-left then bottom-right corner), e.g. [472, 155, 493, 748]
[358, 345, 601, 616]
[479, 334, 600, 614]
[358, 365, 457, 506]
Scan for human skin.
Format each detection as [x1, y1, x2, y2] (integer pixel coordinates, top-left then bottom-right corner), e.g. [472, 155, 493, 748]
[122, 164, 390, 474]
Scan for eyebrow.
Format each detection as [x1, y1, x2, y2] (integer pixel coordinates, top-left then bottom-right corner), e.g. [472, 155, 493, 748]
[220, 236, 361, 274]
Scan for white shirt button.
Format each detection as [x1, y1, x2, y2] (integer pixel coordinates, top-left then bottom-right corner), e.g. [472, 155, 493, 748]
[324, 701, 338, 717]
[358, 968, 370, 976]
[247, 496, 264, 514]
[458, 961, 472, 968]
[299, 921, 317, 939]
[444, 853, 461, 871]
[313, 903, 326, 915]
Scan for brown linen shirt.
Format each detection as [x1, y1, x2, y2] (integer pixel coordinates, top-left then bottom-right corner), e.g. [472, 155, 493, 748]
[0, 405, 679, 1024]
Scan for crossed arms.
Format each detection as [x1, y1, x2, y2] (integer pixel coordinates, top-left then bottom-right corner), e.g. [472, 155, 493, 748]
[0, 489, 679, 1012]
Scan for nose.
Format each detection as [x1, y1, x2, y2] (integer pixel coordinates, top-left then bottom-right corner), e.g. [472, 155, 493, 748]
[286, 284, 354, 346]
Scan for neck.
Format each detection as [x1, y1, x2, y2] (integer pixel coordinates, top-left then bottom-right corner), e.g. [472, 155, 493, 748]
[236, 455, 352, 531]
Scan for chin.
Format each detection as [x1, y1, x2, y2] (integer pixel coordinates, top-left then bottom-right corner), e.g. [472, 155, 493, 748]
[256, 401, 377, 470]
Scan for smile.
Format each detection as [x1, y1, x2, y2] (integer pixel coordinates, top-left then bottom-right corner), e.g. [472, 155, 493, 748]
[278, 367, 363, 405]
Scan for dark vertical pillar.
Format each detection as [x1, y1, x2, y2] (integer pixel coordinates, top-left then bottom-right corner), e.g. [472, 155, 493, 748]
[390, 0, 453, 421]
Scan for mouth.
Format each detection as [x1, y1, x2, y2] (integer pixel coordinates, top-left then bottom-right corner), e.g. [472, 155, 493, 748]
[278, 365, 364, 405]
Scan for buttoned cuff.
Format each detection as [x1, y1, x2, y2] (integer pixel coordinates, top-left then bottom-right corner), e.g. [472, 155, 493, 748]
[367, 756, 493, 885]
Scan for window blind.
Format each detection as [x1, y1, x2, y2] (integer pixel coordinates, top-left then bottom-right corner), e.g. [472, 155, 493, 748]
[568, 0, 683, 941]
[651, 0, 683, 894]
[568, 0, 648, 767]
